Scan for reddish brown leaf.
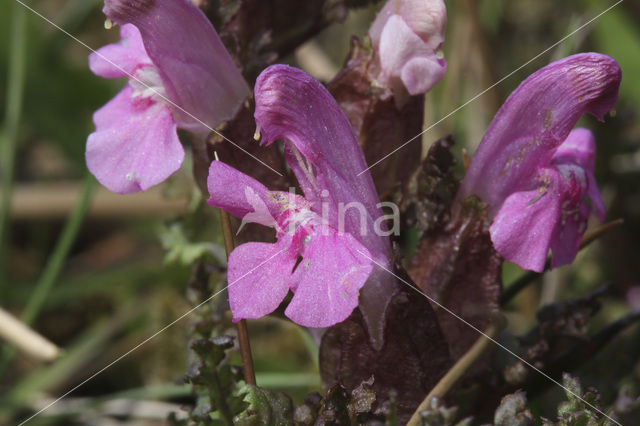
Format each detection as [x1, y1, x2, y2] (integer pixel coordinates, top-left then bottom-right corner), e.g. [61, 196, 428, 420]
[410, 198, 502, 364]
[319, 270, 451, 424]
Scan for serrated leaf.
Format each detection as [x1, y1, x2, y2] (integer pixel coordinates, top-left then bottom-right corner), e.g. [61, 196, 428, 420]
[233, 384, 294, 426]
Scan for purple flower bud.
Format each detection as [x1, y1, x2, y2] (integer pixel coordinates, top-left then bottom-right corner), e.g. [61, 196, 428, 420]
[86, 0, 249, 193]
[459, 53, 621, 272]
[369, 0, 447, 97]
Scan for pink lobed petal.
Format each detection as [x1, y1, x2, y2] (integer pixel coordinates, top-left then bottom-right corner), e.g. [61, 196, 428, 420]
[552, 128, 597, 171]
[89, 24, 151, 79]
[489, 185, 562, 273]
[207, 161, 280, 223]
[550, 203, 590, 269]
[284, 229, 373, 328]
[227, 239, 298, 321]
[400, 55, 447, 96]
[552, 127, 606, 222]
[86, 86, 184, 194]
[378, 15, 434, 89]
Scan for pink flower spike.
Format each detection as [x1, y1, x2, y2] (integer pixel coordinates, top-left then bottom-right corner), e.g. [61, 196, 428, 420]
[459, 53, 621, 271]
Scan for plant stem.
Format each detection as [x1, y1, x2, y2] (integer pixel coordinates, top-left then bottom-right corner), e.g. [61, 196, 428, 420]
[0, 307, 60, 362]
[0, 176, 94, 376]
[216, 166, 256, 385]
[407, 318, 504, 426]
[501, 219, 624, 305]
[0, 2, 27, 286]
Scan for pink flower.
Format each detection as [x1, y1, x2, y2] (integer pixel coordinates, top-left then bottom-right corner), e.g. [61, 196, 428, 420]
[208, 162, 373, 327]
[458, 53, 621, 272]
[368, 0, 447, 98]
[208, 65, 393, 339]
[87, 0, 249, 194]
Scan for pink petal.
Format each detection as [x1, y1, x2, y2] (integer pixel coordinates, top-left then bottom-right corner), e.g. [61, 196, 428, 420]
[459, 53, 621, 217]
[552, 128, 597, 171]
[400, 0, 447, 49]
[86, 86, 184, 194]
[207, 161, 278, 222]
[552, 127, 606, 221]
[490, 187, 562, 273]
[227, 239, 297, 321]
[378, 15, 443, 94]
[550, 203, 589, 269]
[103, 0, 249, 133]
[369, 0, 447, 51]
[401, 55, 447, 96]
[284, 230, 373, 327]
[89, 24, 151, 79]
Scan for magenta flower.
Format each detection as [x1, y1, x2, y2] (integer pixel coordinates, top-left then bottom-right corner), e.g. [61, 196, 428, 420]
[458, 53, 621, 272]
[368, 0, 447, 98]
[208, 65, 394, 340]
[87, 0, 249, 194]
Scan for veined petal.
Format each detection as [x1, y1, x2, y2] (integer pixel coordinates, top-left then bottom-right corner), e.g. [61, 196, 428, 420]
[86, 86, 183, 194]
[285, 229, 373, 328]
[459, 53, 621, 217]
[89, 24, 151, 79]
[227, 240, 298, 321]
[489, 186, 561, 273]
[103, 0, 249, 133]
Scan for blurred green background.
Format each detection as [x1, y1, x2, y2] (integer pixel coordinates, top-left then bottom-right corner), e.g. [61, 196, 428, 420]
[0, 0, 639, 424]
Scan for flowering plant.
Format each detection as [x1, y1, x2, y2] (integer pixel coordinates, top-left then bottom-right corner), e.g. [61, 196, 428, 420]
[5, 1, 640, 425]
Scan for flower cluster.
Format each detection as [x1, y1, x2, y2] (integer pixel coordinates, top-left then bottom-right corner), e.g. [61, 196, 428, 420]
[87, 0, 621, 334]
